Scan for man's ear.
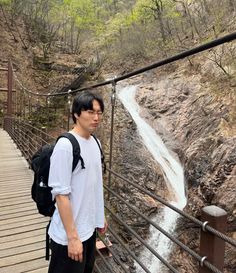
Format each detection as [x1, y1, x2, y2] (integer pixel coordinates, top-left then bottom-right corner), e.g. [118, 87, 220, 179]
[74, 113, 79, 120]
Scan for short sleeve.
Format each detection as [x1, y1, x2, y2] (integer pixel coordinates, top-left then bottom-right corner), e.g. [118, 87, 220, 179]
[48, 138, 73, 199]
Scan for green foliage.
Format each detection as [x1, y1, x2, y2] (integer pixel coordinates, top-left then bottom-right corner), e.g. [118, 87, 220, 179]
[63, 0, 101, 30]
[1, 0, 235, 70]
[132, 0, 154, 23]
[0, 0, 11, 5]
[131, 0, 177, 23]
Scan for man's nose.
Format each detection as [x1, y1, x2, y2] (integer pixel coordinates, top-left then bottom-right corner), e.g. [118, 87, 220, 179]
[93, 113, 99, 120]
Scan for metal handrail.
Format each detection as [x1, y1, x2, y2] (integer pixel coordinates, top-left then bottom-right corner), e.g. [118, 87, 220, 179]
[97, 233, 131, 273]
[3, 31, 236, 273]
[107, 169, 236, 248]
[3, 117, 235, 273]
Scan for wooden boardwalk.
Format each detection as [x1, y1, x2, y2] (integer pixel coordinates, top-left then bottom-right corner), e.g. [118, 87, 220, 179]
[0, 129, 49, 273]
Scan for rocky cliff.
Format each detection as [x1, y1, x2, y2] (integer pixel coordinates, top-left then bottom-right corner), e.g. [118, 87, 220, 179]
[104, 51, 236, 272]
[1, 7, 235, 271]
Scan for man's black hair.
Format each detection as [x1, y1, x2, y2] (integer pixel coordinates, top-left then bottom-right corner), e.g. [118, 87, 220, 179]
[72, 90, 104, 123]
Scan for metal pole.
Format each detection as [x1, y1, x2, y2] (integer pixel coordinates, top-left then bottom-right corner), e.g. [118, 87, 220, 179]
[107, 81, 116, 200]
[7, 60, 13, 117]
[199, 205, 227, 273]
[28, 93, 31, 120]
[67, 89, 72, 131]
[5, 60, 13, 131]
[23, 91, 26, 120]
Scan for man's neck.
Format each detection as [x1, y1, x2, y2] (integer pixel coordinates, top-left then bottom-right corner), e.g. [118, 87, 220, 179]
[72, 125, 90, 139]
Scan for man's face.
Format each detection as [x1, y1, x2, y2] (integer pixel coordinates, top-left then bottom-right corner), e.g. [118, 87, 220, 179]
[76, 99, 103, 135]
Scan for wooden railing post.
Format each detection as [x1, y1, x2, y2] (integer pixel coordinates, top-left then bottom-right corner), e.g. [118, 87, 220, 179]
[199, 205, 227, 273]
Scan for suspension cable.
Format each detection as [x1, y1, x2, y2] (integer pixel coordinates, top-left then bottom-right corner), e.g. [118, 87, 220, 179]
[12, 31, 236, 97]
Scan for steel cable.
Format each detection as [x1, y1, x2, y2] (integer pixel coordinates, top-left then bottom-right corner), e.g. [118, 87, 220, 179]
[105, 204, 179, 273]
[96, 233, 131, 273]
[104, 185, 224, 273]
[107, 168, 236, 248]
[11, 32, 236, 97]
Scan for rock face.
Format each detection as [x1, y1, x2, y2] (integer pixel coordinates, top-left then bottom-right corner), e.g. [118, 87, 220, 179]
[98, 56, 235, 272]
[133, 59, 236, 272]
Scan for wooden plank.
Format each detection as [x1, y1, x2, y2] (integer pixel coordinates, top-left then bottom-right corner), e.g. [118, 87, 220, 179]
[0, 241, 45, 259]
[0, 217, 49, 231]
[22, 267, 48, 273]
[0, 227, 45, 244]
[0, 197, 33, 206]
[0, 129, 49, 273]
[0, 214, 43, 226]
[0, 249, 46, 267]
[0, 222, 47, 237]
[0, 190, 29, 197]
[0, 256, 49, 273]
[0, 234, 45, 250]
[0, 208, 37, 220]
[0, 204, 36, 215]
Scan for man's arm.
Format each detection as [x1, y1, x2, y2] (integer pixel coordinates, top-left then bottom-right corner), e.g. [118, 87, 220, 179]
[97, 218, 108, 235]
[55, 194, 83, 262]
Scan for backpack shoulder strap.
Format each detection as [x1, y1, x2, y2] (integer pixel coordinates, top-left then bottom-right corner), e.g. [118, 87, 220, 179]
[91, 134, 106, 173]
[57, 132, 85, 171]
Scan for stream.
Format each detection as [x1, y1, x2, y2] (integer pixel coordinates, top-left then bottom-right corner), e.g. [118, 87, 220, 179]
[118, 85, 187, 272]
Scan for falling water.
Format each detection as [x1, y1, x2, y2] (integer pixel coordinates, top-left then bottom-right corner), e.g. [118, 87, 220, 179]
[118, 85, 187, 272]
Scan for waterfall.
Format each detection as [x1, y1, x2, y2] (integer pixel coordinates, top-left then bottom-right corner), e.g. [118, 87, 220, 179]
[118, 85, 187, 272]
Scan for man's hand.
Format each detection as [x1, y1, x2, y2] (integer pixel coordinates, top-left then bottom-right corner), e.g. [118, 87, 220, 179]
[55, 195, 83, 262]
[97, 220, 108, 235]
[68, 237, 83, 262]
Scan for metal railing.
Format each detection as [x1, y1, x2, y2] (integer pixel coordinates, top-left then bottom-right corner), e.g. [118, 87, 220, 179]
[2, 31, 236, 273]
[3, 117, 236, 273]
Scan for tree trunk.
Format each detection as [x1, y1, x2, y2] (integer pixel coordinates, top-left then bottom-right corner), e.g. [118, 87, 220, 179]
[70, 19, 75, 53]
[153, 0, 166, 42]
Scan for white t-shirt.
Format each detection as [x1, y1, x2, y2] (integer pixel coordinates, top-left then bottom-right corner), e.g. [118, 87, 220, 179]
[48, 131, 105, 245]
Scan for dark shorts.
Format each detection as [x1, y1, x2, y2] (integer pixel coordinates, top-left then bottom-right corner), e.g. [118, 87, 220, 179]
[48, 231, 96, 273]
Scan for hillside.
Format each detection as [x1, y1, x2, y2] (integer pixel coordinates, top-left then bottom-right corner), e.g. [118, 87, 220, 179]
[0, 1, 235, 273]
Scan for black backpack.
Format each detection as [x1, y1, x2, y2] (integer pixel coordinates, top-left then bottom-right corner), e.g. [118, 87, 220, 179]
[31, 132, 83, 217]
[31, 132, 105, 260]
[31, 132, 105, 217]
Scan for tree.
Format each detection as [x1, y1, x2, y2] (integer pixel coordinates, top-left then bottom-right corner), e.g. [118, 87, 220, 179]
[0, 0, 11, 5]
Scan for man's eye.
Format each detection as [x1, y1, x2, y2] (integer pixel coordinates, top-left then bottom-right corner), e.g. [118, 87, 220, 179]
[86, 110, 103, 116]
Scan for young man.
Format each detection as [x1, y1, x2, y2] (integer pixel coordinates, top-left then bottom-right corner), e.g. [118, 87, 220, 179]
[47, 91, 107, 273]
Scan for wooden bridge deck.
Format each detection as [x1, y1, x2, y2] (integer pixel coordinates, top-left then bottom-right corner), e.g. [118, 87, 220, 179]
[0, 129, 49, 273]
